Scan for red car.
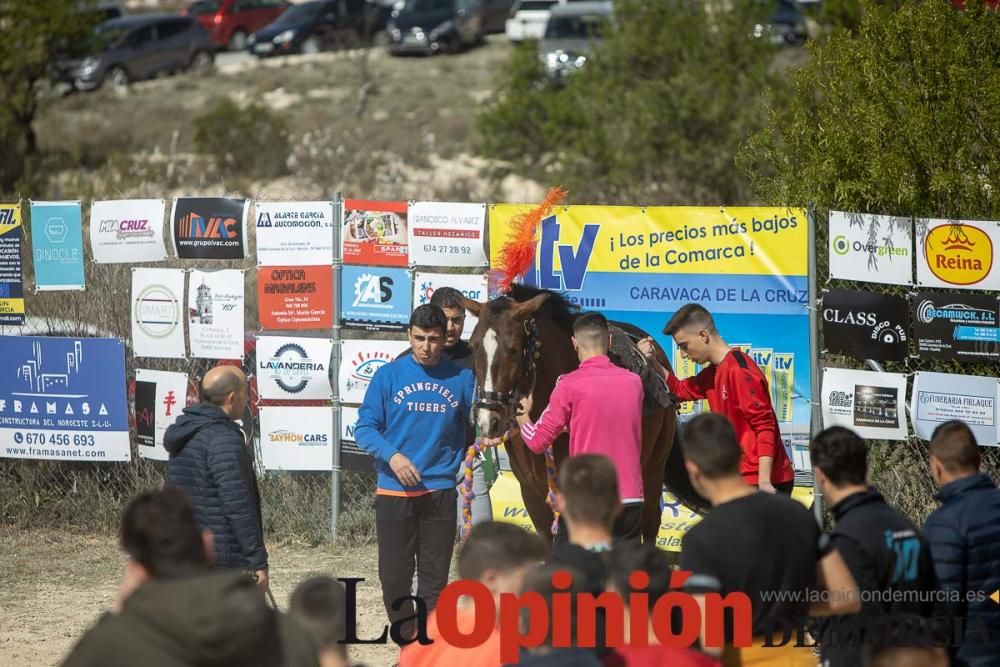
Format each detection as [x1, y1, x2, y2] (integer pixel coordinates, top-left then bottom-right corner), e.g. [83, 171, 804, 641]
[184, 0, 290, 51]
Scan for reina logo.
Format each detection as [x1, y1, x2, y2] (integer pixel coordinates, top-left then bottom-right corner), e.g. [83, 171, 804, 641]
[925, 223, 993, 286]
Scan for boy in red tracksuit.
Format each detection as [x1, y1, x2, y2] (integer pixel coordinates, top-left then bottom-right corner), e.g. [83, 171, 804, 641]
[638, 303, 795, 494]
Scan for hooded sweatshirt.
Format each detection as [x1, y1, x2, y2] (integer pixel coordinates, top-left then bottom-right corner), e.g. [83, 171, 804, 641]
[61, 570, 318, 667]
[164, 404, 266, 571]
[355, 354, 475, 495]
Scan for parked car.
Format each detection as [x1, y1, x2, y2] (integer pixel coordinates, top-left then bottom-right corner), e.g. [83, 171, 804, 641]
[538, 1, 610, 79]
[184, 0, 289, 51]
[753, 0, 809, 46]
[386, 0, 485, 54]
[49, 14, 215, 91]
[505, 0, 556, 42]
[249, 0, 391, 56]
[481, 0, 517, 33]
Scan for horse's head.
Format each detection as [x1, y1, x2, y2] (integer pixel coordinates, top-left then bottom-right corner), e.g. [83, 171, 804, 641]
[460, 292, 550, 438]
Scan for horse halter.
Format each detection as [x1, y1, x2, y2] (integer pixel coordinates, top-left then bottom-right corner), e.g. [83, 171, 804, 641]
[474, 319, 540, 417]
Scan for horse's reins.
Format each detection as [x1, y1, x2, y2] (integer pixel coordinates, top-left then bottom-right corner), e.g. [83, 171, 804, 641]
[473, 318, 540, 418]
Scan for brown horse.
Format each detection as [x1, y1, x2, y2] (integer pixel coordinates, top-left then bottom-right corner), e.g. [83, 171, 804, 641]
[460, 284, 702, 543]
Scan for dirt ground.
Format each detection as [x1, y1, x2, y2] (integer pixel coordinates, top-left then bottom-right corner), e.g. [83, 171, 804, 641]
[0, 526, 401, 666]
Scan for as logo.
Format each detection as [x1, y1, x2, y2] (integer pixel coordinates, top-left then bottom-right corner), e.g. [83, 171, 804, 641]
[523, 214, 599, 291]
[354, 273, 393, 306]
[925, 223, 993, 286]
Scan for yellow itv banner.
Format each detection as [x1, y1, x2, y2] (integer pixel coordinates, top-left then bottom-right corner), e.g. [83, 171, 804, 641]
[489, 470, 813, 553]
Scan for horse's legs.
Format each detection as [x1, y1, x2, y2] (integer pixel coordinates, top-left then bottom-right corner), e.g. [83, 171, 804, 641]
[503, 432, 557, 543]
[640, 409, 674, 542]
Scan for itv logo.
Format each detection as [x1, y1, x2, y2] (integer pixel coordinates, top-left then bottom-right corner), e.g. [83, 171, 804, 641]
[521, 214, 600, 291]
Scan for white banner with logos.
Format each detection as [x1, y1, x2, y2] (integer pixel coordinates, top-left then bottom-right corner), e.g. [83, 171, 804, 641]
[916, 218, 1000, 291]
[255, 201, 334, 266]
[911, 371, 999, 445]
[260, 406, 333, 471]
[255, 336, 333, 401]
[339, 338, 410, 404]
[821, 367, 908, 441]
[131, 268, 186, 358]
[829, 211, 913, 286]
[134, 369, 188, 461]
[90, 199, 168, 263]
[407, 201, 488, 267]
[342, 405, 359, 442]
[188, 270, 244, 360]
[412, 271, 487, 339]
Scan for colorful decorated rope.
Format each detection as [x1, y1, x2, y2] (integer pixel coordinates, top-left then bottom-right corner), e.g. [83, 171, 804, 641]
[461, 431, 508, 539]
[543, 446, 560, 536]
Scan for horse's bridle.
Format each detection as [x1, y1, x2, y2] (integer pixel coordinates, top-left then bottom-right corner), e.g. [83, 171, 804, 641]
[474, 318, 540, 418]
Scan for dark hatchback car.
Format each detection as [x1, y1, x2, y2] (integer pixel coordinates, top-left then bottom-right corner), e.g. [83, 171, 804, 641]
[50, 14, 215, 90]
[386, 0, 485, 54]
[249, 0, 392, 56]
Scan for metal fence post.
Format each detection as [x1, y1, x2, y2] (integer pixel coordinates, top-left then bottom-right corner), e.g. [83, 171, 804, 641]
[331, 191, 343, 541]
[807, 205, 825, 526]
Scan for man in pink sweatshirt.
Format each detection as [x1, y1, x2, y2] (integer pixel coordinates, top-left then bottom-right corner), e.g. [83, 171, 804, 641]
[515, 312, 645, 547]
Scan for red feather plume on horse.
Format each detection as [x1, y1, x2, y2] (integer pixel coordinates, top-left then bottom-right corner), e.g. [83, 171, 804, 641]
[492, 187, 567, 293]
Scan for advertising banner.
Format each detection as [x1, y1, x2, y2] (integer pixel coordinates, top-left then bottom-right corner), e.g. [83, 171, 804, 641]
[89, 199, 167, 263]
[260, 406, 333, 470]
[188, 269, 244, 360]
[255, 336, 333, 401]
[170, 197, 248, 260]
[0, 336, 129, 461]
[342, 199, 408, 267]
[134, 368, 188, 461]
[829, 211, 913, 286]
[916, 218, 1000, 290]
[339, 405, 373, 471]
[912, 292, 1000, 362]
[339, 339, 410, 404]
[131, 268, 186, 358]
[821, 368, 908, 441]
[489, 205, 812, 429]
[29, 200, 85, 291]
[413, 271, 488, 340]
[341, 265, 413, 332]
[255, 200, 334, 266]
[408, 201, 488, 267]
[911, 371, 999, 445]
[257, 266, 333, 330]
[259, 406, 333, 471]
[821, 288, 909, 362]
[0, 203, 25, 325]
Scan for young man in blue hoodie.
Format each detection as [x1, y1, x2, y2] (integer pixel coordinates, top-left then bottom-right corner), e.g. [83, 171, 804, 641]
[355, 303, 476, 646]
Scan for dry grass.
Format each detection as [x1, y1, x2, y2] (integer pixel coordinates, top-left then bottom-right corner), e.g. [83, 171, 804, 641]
[0, 526, 398, 666]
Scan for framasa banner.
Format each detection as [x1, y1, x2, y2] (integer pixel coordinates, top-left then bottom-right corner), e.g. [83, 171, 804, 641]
[489, 206, 812, 429]
[0, 336, 130, 461]
[0, 203, 25, 325]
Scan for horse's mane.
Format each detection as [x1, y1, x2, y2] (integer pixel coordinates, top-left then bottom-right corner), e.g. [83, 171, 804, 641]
[492, 283, 579, 331]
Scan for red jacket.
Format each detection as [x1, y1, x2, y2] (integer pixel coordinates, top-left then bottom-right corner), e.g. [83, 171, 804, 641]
[667, 349, 794, 486]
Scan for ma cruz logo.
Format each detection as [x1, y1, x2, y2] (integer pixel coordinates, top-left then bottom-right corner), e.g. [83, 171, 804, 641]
[267, 429, 328, 446]
[347, 350, 393, 391]
[925, 223, 993, 285]
[99, 218, 153, 240]
[917, 299, 997, 325]
[134, 284, 180, 338]
[354, 273, 393, 307]
[176, 211, 239, 240]
[261, 343, 324, 394]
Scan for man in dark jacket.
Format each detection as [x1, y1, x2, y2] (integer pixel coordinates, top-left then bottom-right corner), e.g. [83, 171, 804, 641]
[61, 488, 317, 667]
[810, 426, 937, 666]
[164, 365, 269, 591]
[924, 420, 1000, 667]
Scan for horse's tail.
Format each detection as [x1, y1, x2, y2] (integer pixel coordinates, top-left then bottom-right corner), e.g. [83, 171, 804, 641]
[664, 421, 711, 514]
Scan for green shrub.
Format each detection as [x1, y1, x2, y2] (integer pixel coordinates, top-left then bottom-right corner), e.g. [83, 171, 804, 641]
[193, 98, 290, 180]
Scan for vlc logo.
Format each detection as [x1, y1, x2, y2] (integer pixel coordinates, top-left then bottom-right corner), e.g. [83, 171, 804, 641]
[925, 223, 993, 286]
[523, 214, 599, 291]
